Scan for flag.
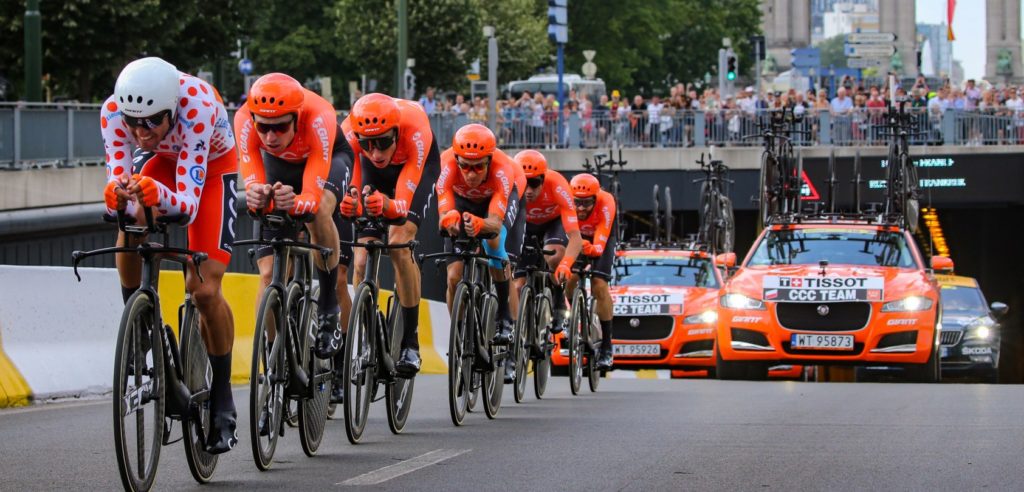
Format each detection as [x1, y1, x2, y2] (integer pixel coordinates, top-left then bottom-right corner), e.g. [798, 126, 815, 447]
[947, 0, 956, 41]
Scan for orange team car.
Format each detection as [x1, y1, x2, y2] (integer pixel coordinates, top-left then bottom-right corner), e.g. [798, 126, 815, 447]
[715, 220, 947, 382]
[550, 246, 723, 375]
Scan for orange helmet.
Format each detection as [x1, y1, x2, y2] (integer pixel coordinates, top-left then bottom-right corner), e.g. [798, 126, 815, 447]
[514, 150, 547, 178]
[247, 73, 304, 117]
[452, 124, 496, 159]
[570, 173, 601, 198]
[349, 93, 401, 136]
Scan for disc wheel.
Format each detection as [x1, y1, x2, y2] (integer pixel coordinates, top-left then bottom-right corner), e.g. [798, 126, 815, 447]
[181, 303, 217, 483]
[297, 285, 330, 456]
[386, 295, 415, 434]
[481, 295, 504, 419]
[113, 291, 164, 492]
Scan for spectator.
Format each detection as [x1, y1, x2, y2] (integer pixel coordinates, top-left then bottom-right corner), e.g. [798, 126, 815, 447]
[648, 95, 664, 147]
[830, 87, 853, 115]
[593, 94, 611, 146]
[964, 79, 981, 110]
[630, 94, 647, 145]
[418, 86, 437, 114]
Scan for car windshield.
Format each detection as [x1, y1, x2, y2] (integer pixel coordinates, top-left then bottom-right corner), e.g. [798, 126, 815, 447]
[747, 228, 918, 268]
[940, 286, 988, 315]
[612, 256, 718, 288]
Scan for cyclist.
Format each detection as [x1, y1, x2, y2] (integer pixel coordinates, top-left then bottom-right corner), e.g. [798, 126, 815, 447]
[511, 150, 581, 333]
[568, 173, 616, 370]
[234, 73, 355, 409]
[339, 93, 440, 375]
[435, 124, 526, 383]
[101, 57, 239, 454]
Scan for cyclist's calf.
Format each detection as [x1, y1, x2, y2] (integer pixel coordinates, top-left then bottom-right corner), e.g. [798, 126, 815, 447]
[185, 259, 234, 356]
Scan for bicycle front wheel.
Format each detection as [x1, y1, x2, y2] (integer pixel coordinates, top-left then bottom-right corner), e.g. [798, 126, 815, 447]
[587, 300, 602, 393]
[386, 293, 416, 435]
[298, 285, 331, 456]
[448, 283, 472, 426]
[250, 287, 285, 470]
[567, 288, 585, 395]
[343, 283, 377, 444]
[113, 291, 165, 492]
[513, 285, 533, 403]
[180, 302, 218, 483]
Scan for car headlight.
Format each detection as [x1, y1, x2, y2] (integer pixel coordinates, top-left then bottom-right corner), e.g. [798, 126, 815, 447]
[965, 324, 993, 341]
[720, 293, 765, 311]
[684, 310, 718, 324]
[881, 296, 933, 312]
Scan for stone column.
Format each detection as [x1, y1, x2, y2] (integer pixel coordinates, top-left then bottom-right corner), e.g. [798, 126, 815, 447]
[763, 0, 812, 70]
[879, 1, 918, 76]
[986, 0, 1023, 82]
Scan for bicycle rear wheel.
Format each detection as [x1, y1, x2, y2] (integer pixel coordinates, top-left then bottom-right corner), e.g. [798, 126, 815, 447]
[533, 291, 553, 399]
[568, 288, 585, 395]
[298, 285, 331, 456]
[180, 302, 217, 483]
[757, 151, 777, 232]
[901, 152, 920, 233]
[343, 283, 377, 444]
[717, 195, 735, 254]
[448, 283, 472, 426]
[113, 291, 165, 492]
[587, 300, 602, 393]
[250, 288, 285, 470]
[513, 285, 533, 403]
[386, 294, 415, 435]
[482, 295, 503, 419]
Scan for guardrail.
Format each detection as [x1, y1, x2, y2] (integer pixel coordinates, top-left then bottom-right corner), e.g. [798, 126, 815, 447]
[1, 101, 1015, 170]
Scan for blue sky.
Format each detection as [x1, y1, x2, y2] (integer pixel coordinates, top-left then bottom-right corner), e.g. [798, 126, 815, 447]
[915, 0, 986, 79]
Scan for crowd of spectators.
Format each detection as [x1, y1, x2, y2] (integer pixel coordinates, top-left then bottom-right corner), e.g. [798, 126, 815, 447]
[412, 75, 1022, 149]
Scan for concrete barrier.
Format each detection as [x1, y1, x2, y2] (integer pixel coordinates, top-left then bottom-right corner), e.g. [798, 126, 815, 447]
[0, 265, 451, 406]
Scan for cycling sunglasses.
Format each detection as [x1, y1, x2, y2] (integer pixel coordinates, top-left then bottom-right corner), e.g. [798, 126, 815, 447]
[526, 176, 544, 188]
[358, 134, 396, 151]
[124, 111, 170, 130]
[254, 117, 295, 135]
[457, 157, 489, 173]
[573, 197, 596, 208]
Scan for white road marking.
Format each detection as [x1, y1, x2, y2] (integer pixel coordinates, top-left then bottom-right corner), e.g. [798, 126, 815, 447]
[338, 448, 470, 486]
[0, 399, 108, 417]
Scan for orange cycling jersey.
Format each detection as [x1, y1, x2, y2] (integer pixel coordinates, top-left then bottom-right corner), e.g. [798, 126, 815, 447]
[578, 189, 616, 250]
[523, 169, 579, 233]
[341, 98, 433, 217]
[436, 148, 521, 219]
[235, 88, 337, 214]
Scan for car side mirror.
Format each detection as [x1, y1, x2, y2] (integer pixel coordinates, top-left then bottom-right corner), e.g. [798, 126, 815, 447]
[990, 302, 1009, 319]
[715, 252, 736, 269]
[930, 256, 954, 273]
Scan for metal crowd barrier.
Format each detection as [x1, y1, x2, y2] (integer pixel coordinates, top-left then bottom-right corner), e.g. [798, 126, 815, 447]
[1, 102, 1018, 170]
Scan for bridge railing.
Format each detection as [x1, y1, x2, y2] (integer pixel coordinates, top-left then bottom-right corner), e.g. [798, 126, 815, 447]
[0, 102, 1016, 170]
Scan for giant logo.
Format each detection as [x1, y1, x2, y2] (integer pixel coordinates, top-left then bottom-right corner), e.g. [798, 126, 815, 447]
[411, 131, 425, 169]
[312, 116, 330, 163]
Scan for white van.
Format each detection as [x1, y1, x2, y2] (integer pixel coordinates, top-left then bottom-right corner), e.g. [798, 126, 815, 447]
[507, 74, 607, 105]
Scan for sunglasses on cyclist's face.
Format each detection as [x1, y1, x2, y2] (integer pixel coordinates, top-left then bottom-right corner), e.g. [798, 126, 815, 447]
[358, 133, 397, 152]
[457, 157, 489, 173]
[124, 111, 170, 130]
[526, 177, 544, 189]
[574, 197, 596, 208]
[253, 117, 295, 135]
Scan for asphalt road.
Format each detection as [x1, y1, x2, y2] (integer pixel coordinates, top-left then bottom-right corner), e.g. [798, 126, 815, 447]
[2, 375, 1023, 491]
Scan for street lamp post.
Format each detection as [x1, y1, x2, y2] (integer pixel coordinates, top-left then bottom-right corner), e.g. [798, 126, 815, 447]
[484, 25, 498, 133]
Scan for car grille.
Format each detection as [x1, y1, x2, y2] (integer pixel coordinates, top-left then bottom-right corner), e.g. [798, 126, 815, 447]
[612, 316, 674, 340]
[775, 302, 871, 331]
[940, 330, 963, 346]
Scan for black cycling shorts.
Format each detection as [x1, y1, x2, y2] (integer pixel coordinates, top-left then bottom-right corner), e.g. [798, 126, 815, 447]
[355, 139, 440, 239]
[584, 219, 617, 281]
[512, 218, 568, 278]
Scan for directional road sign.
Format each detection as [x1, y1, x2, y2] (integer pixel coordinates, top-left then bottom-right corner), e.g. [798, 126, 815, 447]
[847, 32, 897, 44]
[238, 58, 253, 75]
[846, 58, 885, 68]
[845, 44, 896, 58]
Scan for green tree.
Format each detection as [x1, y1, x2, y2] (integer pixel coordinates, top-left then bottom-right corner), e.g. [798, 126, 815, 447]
[479, 0, 551, 87]
[658, 0, 762, 91]
[334, 0, 484, 96]
[817, 34, 848, 69]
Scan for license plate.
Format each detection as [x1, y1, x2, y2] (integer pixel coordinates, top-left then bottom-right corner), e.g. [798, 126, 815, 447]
[613, 344, 660, 357]
[790, 333, 854, 351]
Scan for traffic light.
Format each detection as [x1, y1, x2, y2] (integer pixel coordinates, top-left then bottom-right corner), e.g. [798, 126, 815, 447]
[726, 54, 737, 81]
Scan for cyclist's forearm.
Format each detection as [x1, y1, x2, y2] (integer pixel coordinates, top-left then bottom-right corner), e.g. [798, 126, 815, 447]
[564, 231, 583, 262]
